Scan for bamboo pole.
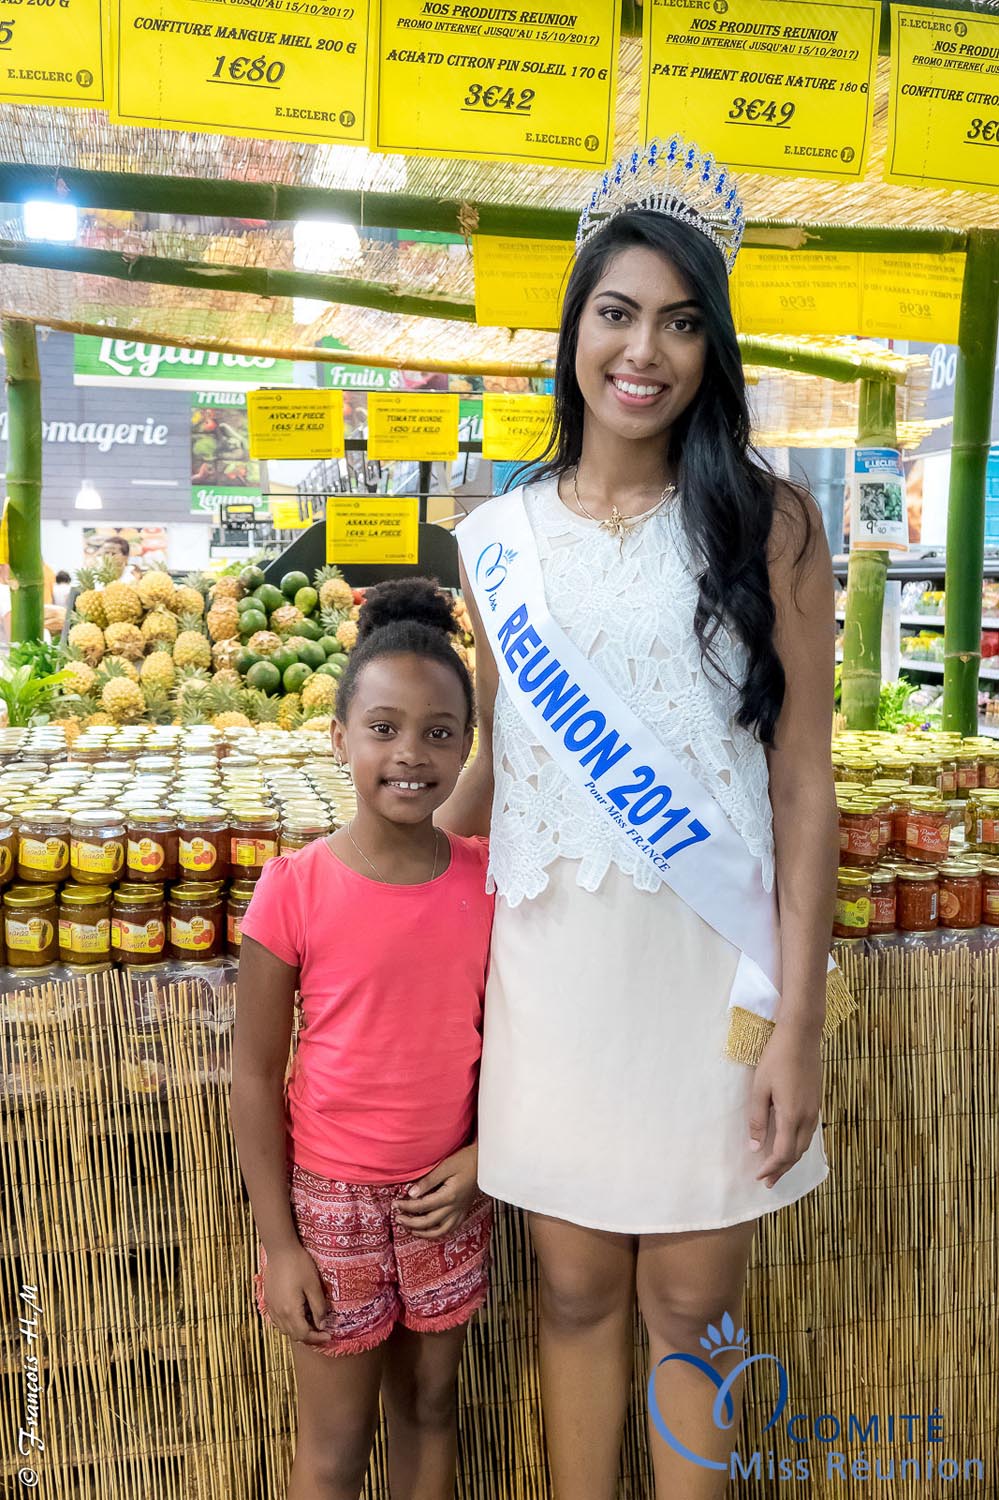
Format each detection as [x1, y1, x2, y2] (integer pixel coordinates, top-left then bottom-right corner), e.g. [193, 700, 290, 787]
[943, 230, 999, 734]
[0, 240, 475, 323]
[0, 165, 970, 254]
[840, 379, 895, 729]
[1, 319, 44, 643]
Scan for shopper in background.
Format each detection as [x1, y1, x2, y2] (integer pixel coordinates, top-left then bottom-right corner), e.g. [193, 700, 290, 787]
[441, 138, 839, 1499]
[100, 534, 144, 583]
[231, 579, 494, 1500]
[52, 570, 72, 610]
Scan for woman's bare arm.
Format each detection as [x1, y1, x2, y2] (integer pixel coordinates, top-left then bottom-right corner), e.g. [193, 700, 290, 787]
[765, 485, 838, 1038]
[436, 553, 498, 838]
[229, 936, 301, 1255]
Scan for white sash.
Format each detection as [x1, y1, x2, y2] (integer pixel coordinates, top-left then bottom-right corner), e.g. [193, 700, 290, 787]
[458, 488, 821, 1026]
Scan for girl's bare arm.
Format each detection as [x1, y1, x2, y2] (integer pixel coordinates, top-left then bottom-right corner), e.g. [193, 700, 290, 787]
[436, 554, 498, 838]
[229, 935, 302, 1255]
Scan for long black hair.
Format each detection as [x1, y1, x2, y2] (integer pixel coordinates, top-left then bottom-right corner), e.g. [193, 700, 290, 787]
[526, 209, 813, 747]
[336, 578, 474, 727]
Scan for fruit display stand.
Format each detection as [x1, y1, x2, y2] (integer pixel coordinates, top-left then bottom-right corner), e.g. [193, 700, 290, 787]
[1, 935, 995, 1498]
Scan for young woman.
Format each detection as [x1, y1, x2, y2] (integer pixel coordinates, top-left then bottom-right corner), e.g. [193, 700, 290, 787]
[232, 580, 494, 1500]
[441, 140, 840, 1497]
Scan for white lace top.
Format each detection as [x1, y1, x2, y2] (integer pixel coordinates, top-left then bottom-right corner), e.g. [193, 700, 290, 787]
[488, 477, 776, 907]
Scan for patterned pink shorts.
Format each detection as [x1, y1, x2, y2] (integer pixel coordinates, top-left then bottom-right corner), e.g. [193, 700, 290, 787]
[254, 1162, 494, 1357]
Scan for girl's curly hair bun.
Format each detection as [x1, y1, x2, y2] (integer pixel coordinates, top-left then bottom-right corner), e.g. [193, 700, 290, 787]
[356, 578, 456, 644]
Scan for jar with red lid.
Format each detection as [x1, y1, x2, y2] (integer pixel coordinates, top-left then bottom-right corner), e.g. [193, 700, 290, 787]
[869, 868, 897, 936]
[833, 868, 872, 939]
[937, 862, 982, 930]
[838, 806, 880, 868]
[896, 867, 940, 933]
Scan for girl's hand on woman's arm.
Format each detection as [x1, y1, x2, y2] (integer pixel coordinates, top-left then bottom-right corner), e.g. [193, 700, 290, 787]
[394, 1143, 481, 1240]
[231, 936, 331, 1345]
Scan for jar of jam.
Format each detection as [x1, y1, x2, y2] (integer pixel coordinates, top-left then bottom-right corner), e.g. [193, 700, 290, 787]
[58, 884, 112, 965]
[280, 813, 331, 855]
[17, 808, 70, 883]
[111, 884, 167, 966]
[126, 810, 179, 883]
[69, 810, 126, 884]
[937, 861, 982, 930]
[869, 868, 897, 936]
[965, 791, 999, 856]
[169, 881, 225, 961]
[0, 811, 15, 889]
[902, 798, 951, 864]
[910, 756, 941, 790]
[4, 884, 59, 966]
[896, 866, 940, 933]
[229, 809, 279, 882]
[833, 868, 872, 939]
[226, 880, 257, 958]
[955, 749, 981, 795]
[979, 748, 999, 790]
[177, 808, 229, 881]
[838, 805, 880, 868]
[980, 861, 999, 926]
[936, 758, 958, 797]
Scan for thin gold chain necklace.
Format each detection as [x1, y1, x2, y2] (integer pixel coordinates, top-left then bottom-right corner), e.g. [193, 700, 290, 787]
[571, 468, 676, 552]
[345, 819, 442, 884]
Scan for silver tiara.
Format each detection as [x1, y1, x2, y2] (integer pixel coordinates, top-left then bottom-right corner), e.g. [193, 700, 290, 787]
[575, 136, 745, 275]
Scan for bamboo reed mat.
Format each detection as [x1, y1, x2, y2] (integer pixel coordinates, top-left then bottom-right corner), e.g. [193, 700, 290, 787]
[0, 943, 996, 1498]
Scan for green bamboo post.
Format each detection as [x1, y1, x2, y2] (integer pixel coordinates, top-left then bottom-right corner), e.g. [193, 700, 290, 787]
[942, 230, 999, 734]
[1, 319, 44, 642]
[840, 378, 896, 729]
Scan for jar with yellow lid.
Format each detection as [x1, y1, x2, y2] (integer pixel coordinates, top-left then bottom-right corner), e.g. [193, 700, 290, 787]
[937, 862, 982, 930]
[280, 814, 331, 855]
[896, 866, 940, 933]
[4, 884, 59, 967]
[868, 868, 897, 936]
[112, 884, 167, 967]
[833, 868, 872, 939]
[0, 811, 16, 889]
[965, 790, 999, 855]
[169, 881, 225, 961]
[58, 884, 112, 966]
[17, 809, 70, 883]
[69, 810, 126, 884]
[901, 796, 951, 863]
[226, 880, 257, 958]
[955, 748, 981, 795]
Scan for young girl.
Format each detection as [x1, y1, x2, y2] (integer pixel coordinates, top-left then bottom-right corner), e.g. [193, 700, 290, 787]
[231, 578, 494, 1500]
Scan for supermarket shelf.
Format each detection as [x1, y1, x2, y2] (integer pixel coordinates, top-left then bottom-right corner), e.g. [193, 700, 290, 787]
[834, 613, 999, 629]
[900, 660, 999, 681]
[979, 720, 999, 739]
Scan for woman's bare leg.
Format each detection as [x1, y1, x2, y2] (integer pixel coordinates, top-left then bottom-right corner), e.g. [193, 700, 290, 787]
[288, 1339, 386, 1500]
[637, 1219, 759, 1500]
[529, 1212, 637, 1500]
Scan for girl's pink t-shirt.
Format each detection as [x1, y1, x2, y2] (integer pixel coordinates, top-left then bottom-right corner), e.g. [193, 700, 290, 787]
[240, 834, 494, 1184]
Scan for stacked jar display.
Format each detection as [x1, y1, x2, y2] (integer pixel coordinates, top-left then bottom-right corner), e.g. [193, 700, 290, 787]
[0, 722, 355, 985]
[833, 730, 999, 943]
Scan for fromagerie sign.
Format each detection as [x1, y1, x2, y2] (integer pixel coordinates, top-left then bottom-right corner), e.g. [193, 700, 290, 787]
[74, 337, 297, 391]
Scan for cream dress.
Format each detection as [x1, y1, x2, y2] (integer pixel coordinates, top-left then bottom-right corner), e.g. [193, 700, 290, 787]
[475, 477, 829, 1234]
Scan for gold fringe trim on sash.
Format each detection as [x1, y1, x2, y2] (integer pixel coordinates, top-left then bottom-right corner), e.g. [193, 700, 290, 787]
[723, 961, 860, 1067]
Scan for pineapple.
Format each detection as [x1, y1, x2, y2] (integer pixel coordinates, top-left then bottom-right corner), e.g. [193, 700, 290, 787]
[242, 688, 281, 726]
[335, 620, 358, 652]
[211, 668, 242, 689]
[171, 585, 206, 618]
[176, 683, 213, 726]
[102, 580, 143, 624]
[349, 604, 360, 622]
[95, 555, 125, 584]
[68, 621, 106, 665]
[208, 683, 254, 730]
[103, 622, 145, 661]
[319, 605, 350, 638]
[84, 710, 116, 728]
[277, 692, 302, 730]
[51, 714, 84, 745]
[206, 599, 240, 642]
[173, 667, 212, 701]
[142, 610, 179, 646]
[140, 648, 176, 693]
[212, 638, 242, 672]
[173, 616, 212, 671]
[302, 674, 337, 714]
[98, 655, 139, 684]
[61, 658, 97, 697]
[100, 661, 146, 722]
[72, 567, 107, 628]
[210, 576, 244, 602]
[137, 570, 177, 612]
[271, 603, 304, 635]
[247, 631, 282, 658]
[315, 564, 354, 614]
[140, 685, 174, 725]
[301, 713, 334, 735]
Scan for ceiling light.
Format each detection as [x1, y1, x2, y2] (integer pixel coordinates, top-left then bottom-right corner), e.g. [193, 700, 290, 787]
[74, 480, 103, 510]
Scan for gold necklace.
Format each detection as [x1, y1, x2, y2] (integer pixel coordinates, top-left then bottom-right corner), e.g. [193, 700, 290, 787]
[345, 820, 443, 885]
[572, 468, 676, 550]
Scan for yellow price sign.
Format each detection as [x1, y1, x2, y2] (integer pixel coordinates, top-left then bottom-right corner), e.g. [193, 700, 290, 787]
[0, 499, 9, 567]
[111, 0, 370, 144]
[641, 0, 878, 182]
[473, 237, 574, 331]
[482, 394, 553, 461]
[326, 496, 420, 565]
[887, 6, 999, 193]
[248, 390, 345, 461]
[732, 250, 862, 336]
[270, 496, 319, 530]
[370, 0, 619, 168]
[366, 394, 459, 462]
[0, 0, 107, 107]
[860, 254, 963, 344]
